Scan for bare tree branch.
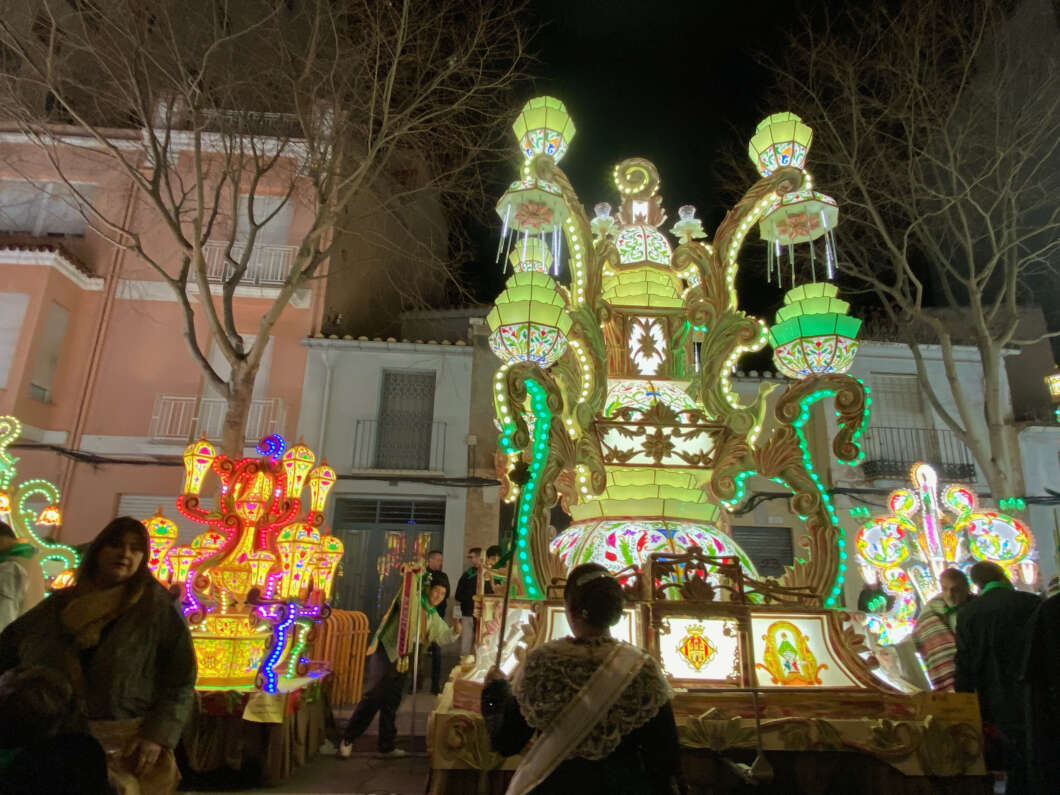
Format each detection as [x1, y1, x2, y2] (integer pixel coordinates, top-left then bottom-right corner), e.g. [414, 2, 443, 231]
[0, 0, 529, 454]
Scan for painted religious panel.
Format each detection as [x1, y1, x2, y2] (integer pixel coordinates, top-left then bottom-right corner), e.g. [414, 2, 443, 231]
[749, 612, 860, 688]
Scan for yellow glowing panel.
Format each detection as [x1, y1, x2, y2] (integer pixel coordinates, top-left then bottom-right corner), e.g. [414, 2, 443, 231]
[543, 604, 640, 646]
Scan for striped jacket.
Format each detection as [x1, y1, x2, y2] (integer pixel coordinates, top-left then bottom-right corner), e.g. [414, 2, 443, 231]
[912, 595, 958, 691]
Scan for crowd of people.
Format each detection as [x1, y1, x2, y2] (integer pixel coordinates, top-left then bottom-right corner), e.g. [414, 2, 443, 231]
[1, 516, 1058, 794]
[910, 561, 1058, 794]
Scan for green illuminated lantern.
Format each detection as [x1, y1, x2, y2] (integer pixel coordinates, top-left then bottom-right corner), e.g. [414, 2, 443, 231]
[512, 96, 576, 162]
[748, 112, 813, 177]
[486, 269, 572, 368]
[496, 97, 577, 274]
[769, 283, 861, 379]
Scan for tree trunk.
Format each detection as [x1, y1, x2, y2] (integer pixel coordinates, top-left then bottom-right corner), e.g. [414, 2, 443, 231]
[220, 376, 255, 458]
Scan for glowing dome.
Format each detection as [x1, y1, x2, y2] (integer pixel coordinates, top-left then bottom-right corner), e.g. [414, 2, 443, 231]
[551, 519, 758, 585]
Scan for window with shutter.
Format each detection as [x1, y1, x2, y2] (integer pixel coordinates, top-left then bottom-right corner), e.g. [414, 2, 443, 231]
[375, 371, 436, 470]
[0, 180, 95, 236]
[116, 494, 215, 545]
[0, 293, 29, 389]
[28, 302, 69, 403]
[731, 525, 794, 579]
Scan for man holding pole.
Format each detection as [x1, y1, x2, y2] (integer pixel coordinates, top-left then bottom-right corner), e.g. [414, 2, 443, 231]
[338, 574, 459, 759]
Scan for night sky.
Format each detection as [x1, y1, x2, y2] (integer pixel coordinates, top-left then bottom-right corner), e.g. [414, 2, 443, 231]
[468, 0, 825, 328]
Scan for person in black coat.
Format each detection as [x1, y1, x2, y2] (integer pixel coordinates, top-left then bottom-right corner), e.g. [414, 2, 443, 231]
[955, 561, 1040, 794]
[1020, 586, 1060, 795]
[0, 665, 111, 794]
[425, 550, 450, 695]
[481, 564, 683, 794]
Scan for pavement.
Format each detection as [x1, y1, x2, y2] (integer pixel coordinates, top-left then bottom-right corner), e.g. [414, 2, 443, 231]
[181, 691, 440, 795]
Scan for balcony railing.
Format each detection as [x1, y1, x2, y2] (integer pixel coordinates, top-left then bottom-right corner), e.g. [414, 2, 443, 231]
[203, 240, 297, 286]
[860, 426, 977, 482]
[352, 419, 447, 472]
[149, 395, 286, 443]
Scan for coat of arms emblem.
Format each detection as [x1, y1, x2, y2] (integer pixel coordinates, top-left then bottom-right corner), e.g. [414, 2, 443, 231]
[677, 623, 716, 671]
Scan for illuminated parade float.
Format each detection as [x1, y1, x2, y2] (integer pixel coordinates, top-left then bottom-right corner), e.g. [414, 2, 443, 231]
[144, 435, 342, 693]
[0, 415, 79, 582]
[427, 100, 996, 791]
[856, 462, 1037, 645]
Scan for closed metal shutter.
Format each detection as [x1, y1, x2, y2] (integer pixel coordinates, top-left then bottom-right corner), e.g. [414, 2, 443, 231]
[731, 525, 794, 578]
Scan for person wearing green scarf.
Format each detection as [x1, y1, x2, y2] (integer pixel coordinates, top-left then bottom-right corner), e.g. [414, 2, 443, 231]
[338, 578, 459, 760]
[0, 521, 44, 632]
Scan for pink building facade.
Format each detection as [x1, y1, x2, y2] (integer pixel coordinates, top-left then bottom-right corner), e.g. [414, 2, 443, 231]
[0, 133, 323, 546]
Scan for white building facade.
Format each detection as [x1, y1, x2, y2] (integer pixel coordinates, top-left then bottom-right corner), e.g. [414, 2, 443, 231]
[297, 336, 478, 625]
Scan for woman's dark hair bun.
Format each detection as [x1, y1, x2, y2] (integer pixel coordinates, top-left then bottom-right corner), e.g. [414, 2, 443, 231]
[565, 563, 624, 629]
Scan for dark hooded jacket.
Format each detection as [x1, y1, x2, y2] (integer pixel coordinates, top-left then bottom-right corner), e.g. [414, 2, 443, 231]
[0, 580, 196, 749]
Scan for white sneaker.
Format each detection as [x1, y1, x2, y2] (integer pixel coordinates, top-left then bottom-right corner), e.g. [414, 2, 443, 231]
[377, 748, 408, 759]
[337, 740, 353, 759]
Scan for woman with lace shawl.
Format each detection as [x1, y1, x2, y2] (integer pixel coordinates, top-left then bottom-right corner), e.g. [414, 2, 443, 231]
[481, 563, 683, 794]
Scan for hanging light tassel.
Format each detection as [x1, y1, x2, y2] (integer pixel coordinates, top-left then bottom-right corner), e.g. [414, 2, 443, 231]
[825, 230, 837, 279]
[496, 205, 512, 264]
[766, 242, 773, 283]
[819, 210, 835, 279]
[809, 237, 817, 283]
[555, 226, 563, 276]
[787, 243, 795, 287]
[503, 228, 515, 268]
[694, 342, 700, 373]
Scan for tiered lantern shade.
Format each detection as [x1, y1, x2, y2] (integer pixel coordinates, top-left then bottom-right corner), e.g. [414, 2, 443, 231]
[512, 96, 576, 162]
[276, 523, 322, 599]
[170, 544, 202, 584]
[307, 463, 336, 516]
[508, 237, 553, 274]
[182, 438, 217, 495]
[769, 283, 861, 379]
[496, 177, 567, 234]
[748, 112, 813, 177]
[759, 190, 838, 246]
[145, 509, 179, 584]
[312, 535, 345, 598]
[281, 442, 316, 500]
[486, 271, 572, 367]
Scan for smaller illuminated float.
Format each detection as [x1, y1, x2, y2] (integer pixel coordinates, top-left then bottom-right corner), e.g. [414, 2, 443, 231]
[857, 462, 1037, 645]
[152, 434, 342, 692]
[0, 414, 79, 582]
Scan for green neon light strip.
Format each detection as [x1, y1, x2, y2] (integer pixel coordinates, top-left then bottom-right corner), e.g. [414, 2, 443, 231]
[499, 379, 549, 600]
[286, 619, 312, 678]
[724, 387, 868, 607]
[791, 389, 847, 607]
